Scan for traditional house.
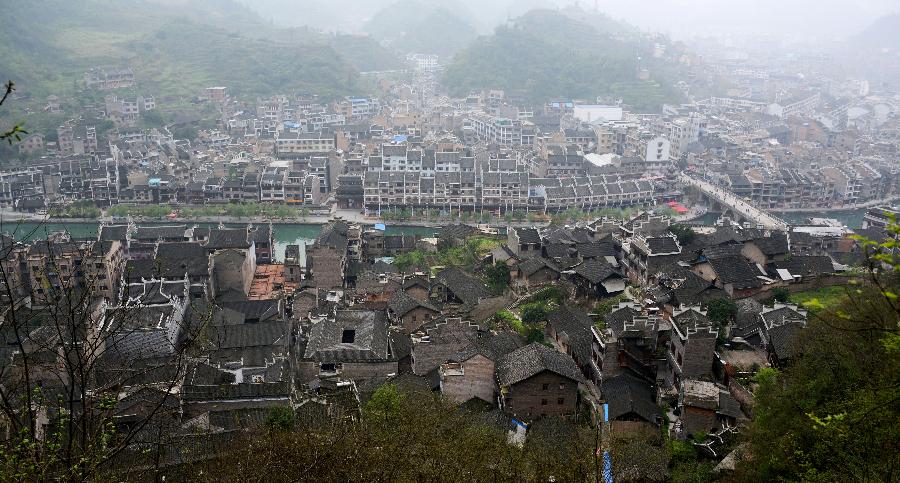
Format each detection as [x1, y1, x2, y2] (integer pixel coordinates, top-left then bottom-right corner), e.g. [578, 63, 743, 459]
[678, 379, 743, 438]
[410, 318, 479, 378]
[691, 254, 762, 298]
[758, 304, 807, 367]
[438, 332, 523, 404]
[496, 343, 583, 420]
[667, 307, 718, 387]
[508, 227, 542, 257]
[569, 258, 626, 299]
[387, 291, 440, 334]
[513, 258, 561, 287]
[299, 310, 399, 384]
[601, 373, 662, 430]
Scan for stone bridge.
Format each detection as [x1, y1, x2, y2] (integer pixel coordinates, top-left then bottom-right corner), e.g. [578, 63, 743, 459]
[678, 173, 789, 231]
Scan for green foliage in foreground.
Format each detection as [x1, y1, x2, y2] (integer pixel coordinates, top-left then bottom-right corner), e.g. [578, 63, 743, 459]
[166, 383, 674, 482]
[736, 224, 900, 481]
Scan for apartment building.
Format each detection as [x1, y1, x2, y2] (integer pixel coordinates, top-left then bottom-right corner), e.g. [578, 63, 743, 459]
[84, 68, 135, 90]
[821, 166, 862, 205]
[275, 129, 336, 157]
[767, 92, 821, 119]
[466, 113, 535, 146]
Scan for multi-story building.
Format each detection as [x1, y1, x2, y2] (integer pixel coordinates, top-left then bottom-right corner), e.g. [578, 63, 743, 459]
[275, 130, 336, 157]
[0, 169, 45, 206]
[821, 166, 861, 205]
[767, 92, 821, 119]
[466, 113, 535, 146]
[84, 68, 135, 90]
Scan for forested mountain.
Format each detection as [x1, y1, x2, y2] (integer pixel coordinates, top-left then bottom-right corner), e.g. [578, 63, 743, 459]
[442, 9, 683, 111]
[363, 0, 481, 58]
[0, 0, 400, 100]
[853, 14, 900, 51]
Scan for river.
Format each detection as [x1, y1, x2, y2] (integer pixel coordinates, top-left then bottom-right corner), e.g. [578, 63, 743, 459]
[692, 207, 873, 229]
[0, 221, 438, 262]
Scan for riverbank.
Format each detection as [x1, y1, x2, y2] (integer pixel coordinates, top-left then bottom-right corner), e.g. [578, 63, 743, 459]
[769, 196, 900, 214]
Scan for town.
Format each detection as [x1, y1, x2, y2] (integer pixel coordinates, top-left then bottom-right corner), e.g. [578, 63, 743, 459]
[0, 1, 898, 481]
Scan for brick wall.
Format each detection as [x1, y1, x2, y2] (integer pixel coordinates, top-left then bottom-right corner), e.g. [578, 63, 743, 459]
[440, 354, 497, 404]
[504, 371, 579, 420]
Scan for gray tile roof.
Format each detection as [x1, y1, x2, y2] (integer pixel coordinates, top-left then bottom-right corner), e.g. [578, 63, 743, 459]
[496, 342, 584, 386]
[303, 310, 391, 363]
[601, 373, 661, 423]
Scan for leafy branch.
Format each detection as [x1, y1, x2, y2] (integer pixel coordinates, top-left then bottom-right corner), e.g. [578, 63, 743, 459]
[0, 81, 27, 144]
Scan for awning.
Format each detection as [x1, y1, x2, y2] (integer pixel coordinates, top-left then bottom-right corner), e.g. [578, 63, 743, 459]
[602, 279, 626, 293]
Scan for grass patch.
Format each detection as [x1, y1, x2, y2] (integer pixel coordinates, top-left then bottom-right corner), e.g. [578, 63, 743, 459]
[789, 286, 850, 313]
[393, 236, 501, 272]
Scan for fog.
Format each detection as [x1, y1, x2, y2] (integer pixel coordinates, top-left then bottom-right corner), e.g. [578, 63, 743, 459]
[242, 0, 897, 41]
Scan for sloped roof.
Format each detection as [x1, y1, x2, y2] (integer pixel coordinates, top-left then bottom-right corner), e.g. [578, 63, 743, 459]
[496, 343, 584, 386]
[573, 259, 622, 284]
[546, 305, 595, 362]
[602, 373, 661, 423]
[388, 290, 439, 317]
[707, 255, 762, 289]
[771, 256, 834, 277]
[206, 228, 250, 250]
[303, 310, 391, 363]
[751, 233, 789, 256]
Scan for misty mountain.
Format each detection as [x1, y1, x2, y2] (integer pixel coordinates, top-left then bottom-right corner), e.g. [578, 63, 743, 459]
[443, 9, 682, 111]
[853, 14, 900, 51]
[0, 0, 400, 99]
[361, 0, 481, 57]
[236, 0, 396, 32]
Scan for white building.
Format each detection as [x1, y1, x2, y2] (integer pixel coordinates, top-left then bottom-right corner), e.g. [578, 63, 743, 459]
[573, 105, 624, 124]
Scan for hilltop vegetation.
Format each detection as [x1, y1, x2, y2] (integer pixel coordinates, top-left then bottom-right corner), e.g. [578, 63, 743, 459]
[443, 10, 683, 111]
[0, 0, 399, 100]
[363, 0, 481, 58]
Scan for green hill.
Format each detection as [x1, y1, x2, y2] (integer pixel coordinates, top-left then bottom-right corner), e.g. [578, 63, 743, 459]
[442, 10, 683, 111]
[0, 0, 400, 100]
[363, 0, 480, 58]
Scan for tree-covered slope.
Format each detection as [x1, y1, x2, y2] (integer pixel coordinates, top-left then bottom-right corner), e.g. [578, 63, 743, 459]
[442, 10, 683, 111]
[0, 0, 399, 99]
[363, 0, 480, 58]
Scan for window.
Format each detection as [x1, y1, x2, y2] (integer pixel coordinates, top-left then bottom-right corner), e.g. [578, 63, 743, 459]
[542, 383, 549, 390]
[541, 399, 548, 406]
[558, 398, 565, 405]
[559, 383, 566, 390]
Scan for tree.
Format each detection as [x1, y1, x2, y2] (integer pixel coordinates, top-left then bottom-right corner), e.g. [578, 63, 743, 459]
[705, 298, 737, 326]
[771, 287, 790, 303]
[520, 303, 549, 325]
[0, 82, 27, 145]
[736, 222, 900, 481]
[484, 263, 511, 295]
[265, 406, 296, 432]
[0, 226, 207, 480]
[668, 224, 696, 246]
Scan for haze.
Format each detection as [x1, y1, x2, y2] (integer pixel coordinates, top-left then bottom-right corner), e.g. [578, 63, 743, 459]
[242, 0, 898, 40]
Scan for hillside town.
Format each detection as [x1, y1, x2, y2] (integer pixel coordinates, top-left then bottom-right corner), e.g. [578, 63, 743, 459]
[1, 8, 900, 480]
